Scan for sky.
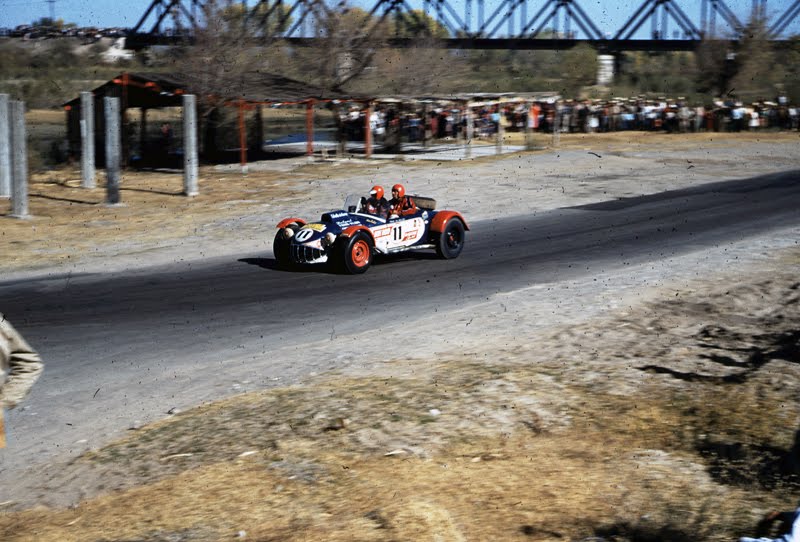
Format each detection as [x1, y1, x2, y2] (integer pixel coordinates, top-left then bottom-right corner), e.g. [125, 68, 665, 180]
[0, 0, 798, 37]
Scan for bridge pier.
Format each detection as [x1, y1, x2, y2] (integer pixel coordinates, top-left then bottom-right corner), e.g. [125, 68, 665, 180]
[597, 54, 616, 86]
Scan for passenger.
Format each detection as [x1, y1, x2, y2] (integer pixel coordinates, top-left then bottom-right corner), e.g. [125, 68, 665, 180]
[361, 185, 389, 218]
[388, 183, 417, 219]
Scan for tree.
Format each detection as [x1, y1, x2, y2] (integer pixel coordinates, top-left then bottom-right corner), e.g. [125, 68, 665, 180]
[774, 36, 800, 103]
[285, 6, 389, 91]
[694, 39, 733, 96]
[559, 44, 598, 96]
[166, 0, 291, 100]
[727, 18, 783, 102]
[391, 9, 450, 38]
[351, 10, 467, 95]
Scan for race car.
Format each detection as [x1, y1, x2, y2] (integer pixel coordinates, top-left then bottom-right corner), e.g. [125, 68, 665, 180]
[273, 194, 469, 274]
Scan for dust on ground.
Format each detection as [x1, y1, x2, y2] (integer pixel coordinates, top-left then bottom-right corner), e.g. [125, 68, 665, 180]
[0, 131, 799, 541]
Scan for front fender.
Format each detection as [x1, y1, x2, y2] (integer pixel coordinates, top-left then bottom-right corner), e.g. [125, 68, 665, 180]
[276, 217, 307, 229]
[340, 225, 375, 244]
[430, 211, 469, 233]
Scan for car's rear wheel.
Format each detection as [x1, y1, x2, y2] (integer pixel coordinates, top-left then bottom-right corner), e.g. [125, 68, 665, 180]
[435, 218, 466, 259]
[336, 232, 373, 274]
[273, 224, 298, 269]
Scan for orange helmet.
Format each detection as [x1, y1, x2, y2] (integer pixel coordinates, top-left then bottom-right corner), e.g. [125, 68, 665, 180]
[370, 185, 384, 200]
[391, 183, 405, 198]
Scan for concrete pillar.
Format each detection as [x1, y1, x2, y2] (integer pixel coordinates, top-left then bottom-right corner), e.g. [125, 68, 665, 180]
[9, 100, 29, 218]
[80, 91, 96, 189]
[597, 54, 615, 86]
[182, 94, 199, 196]
[104, 97, 121, 205]
[0, 94, 10, 198]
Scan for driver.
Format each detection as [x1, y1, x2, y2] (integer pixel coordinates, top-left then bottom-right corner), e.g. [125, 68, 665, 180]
[361, 185, 389, 218]
[388, 183, 417, 219]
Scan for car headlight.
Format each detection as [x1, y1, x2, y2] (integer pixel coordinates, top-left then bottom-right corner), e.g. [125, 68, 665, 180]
[282, 227, 295, 239]
[321, 232, 337, 247]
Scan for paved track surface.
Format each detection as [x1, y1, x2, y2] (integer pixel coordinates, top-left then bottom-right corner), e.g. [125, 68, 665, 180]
[1, 169, 798, 499]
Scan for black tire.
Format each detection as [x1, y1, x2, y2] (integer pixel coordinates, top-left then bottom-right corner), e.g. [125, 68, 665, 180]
[335, 232, 374, 274]
[435, 218, 466, 259]
[273, 225, 297, 269]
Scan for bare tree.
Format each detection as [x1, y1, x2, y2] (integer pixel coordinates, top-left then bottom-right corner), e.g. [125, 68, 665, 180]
[728, 18, 784, 102]
[284, 4, 390, 92]
[173, 0, 292, 101]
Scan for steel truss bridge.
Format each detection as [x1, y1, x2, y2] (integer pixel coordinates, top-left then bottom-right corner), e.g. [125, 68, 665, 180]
[127, 0, 800, 50]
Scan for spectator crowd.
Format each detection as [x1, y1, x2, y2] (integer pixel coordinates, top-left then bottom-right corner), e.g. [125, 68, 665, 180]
[337, 94, 799, 147]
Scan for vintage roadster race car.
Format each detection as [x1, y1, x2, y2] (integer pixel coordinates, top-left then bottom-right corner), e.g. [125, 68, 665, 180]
[273, 194, 469, 274]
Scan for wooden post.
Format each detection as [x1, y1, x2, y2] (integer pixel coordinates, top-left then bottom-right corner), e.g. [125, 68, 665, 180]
[364, 101, 372, 158]
[306, 100, 314, 158]
[139, 107, 147, 164]
[495, 104, 504, 155]
[524, 101, 532, 150]
[239, 99, 247, 173]
[238, 99, 247, 174]
[121, 72, 130, 166]
[465, 105, 474, 159]
[255, 104, 263, 157]
[552, 100, 561, 147]
[423, 102, 430, 148]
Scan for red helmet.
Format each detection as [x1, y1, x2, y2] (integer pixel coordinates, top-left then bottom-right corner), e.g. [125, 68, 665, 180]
[370, 185, 384, 200]
[392, 183, 405, 198]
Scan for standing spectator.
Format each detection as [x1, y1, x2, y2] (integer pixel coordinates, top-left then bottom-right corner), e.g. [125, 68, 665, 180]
[1, 314, 44, 448]
[160, 122, 174, 150]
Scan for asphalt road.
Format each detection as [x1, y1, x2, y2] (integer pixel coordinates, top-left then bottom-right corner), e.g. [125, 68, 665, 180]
[1, 169, 799, 500]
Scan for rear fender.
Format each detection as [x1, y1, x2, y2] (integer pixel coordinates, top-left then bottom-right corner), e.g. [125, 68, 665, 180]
[430, 211, 469, 233]
[341, 225, 375, 244]
[276, 217, 306, 229]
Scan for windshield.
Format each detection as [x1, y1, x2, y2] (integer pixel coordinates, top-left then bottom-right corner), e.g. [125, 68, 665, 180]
[344, 194, 364, 214]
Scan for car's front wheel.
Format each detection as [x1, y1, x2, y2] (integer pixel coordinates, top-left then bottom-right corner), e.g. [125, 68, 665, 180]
[435, 218, 466, 259]
[336, 232, 374, 274]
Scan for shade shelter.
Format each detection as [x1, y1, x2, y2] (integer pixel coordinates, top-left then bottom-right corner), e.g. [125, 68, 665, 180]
[64, 73, 187, 167]
[64, 72, 374, 168]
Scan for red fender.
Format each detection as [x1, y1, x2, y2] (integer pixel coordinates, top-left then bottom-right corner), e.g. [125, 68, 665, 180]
[341, 225, 375, 243]
[430, 211, 469, 233]
[276, 217, 306, 229]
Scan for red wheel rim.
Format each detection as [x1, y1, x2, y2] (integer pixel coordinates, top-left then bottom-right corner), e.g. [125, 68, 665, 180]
[351, 239, 370, 267]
